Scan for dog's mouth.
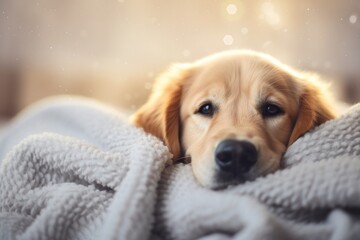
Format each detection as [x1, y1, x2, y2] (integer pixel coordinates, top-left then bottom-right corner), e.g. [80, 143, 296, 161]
[175, 155, 192, 164]
[212, 157, 282, 189]
[212, 168, 257, 189]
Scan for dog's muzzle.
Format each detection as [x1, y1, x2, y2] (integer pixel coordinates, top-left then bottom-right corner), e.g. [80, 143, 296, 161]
[215, 139, 257, 182]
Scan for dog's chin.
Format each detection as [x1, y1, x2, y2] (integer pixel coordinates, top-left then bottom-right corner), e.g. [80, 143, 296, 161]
[209, 170, 257, 190]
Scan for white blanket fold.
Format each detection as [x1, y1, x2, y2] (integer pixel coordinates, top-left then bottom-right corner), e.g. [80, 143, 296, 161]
[0, 98, 170, 240]
[0, 97, 359, 240]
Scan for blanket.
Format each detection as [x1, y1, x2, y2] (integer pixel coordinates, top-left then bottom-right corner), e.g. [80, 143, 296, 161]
[0, 96, 359, 240]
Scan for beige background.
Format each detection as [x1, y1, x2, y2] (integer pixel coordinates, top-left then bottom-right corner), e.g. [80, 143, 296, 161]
[0, 0, 359, 119]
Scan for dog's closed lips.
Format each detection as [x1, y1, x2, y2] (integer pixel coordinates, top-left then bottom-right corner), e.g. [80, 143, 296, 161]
[132, 50, 336, 189]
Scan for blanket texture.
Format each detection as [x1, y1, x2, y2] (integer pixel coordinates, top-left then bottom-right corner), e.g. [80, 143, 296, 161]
[0, 97, 359, 240]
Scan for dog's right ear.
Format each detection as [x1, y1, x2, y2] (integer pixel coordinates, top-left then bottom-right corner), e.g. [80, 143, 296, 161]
[131, 64, 193, 161]
[288, 75, 336, 146]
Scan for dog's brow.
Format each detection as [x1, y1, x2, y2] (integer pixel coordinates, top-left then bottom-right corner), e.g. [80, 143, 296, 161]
[266, 77, 287, 89]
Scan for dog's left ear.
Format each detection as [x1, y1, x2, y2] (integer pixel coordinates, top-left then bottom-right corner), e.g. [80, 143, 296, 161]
[131, 64, 193, 160]
[288, 77, 336, 145]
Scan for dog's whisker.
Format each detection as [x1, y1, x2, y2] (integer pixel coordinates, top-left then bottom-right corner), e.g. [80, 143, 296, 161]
[176, 156, 191, 161]
[176, 155, 192, 164]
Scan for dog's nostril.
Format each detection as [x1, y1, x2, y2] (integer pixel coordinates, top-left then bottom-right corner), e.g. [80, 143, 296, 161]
[215, 139, 258, 174]
[215, 150, 233, 166]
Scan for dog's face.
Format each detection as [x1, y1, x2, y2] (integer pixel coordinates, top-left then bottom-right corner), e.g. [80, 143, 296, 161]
[133, 50, 335, 189]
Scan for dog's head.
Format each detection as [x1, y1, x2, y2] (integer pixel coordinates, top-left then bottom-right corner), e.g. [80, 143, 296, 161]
[132, 50, 336, 189]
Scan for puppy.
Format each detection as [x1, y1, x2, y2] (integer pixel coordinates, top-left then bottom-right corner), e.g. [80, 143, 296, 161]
[132, 50, 336, 189]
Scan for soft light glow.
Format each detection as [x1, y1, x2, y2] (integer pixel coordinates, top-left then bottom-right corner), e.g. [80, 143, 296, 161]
[261, 2, 281, 26]
[349, 15, 357, 24]
[226, 4, 238, 15]
[221, 1, 244, 21]
[241, 27, 248, 35]
[223, 35, 234, 45]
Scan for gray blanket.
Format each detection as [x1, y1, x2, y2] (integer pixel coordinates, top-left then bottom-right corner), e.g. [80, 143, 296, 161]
[0, 97, 359, 240]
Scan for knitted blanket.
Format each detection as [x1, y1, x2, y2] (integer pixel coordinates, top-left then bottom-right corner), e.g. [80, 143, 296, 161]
[0, 97, 359, 240]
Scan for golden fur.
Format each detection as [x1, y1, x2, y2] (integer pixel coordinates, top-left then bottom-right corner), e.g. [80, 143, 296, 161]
[132, 50, 336, 189]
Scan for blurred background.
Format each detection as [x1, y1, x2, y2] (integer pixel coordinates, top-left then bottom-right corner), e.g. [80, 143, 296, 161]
[0, 0, 359, 126]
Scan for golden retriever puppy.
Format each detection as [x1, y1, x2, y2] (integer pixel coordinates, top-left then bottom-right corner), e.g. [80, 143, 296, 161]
[132, 50, 336, 189]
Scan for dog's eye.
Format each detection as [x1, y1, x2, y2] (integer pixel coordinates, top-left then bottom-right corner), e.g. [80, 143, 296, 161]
[196, 102, 215, 117]
[261, 103, 284, 117]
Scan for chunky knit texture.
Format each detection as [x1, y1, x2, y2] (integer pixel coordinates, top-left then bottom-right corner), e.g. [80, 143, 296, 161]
[0, 97, 171, 240]
[0, 97, 359, 240]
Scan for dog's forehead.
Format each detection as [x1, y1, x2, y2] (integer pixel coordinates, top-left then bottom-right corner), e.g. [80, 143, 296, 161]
[190, 55, 287, 98]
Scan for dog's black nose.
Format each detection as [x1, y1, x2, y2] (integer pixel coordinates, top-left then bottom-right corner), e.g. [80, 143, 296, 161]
[215, 139, 257, 174]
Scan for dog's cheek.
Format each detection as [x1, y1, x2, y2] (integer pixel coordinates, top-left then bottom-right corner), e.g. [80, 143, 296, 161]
[254, 140, 283, 175]
[182, 116, 210, 151]
[266, 115, 293, 145]
[191, 153, 217, 188]
[187, 137, 217, 181]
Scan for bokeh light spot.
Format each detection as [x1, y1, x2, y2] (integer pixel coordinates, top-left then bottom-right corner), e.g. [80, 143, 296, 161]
[349, 15, 357, 24]
[241, 27, 248, 35]
[223, 35, 234, 45]
[226, 4, 238, 15]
